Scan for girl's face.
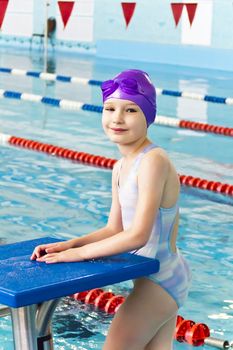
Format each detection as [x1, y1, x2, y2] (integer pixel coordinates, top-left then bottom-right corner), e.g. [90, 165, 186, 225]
[102, 98, 147, 146]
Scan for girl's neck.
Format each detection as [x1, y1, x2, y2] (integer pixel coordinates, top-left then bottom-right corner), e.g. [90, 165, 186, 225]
[118, 138, 151, 160]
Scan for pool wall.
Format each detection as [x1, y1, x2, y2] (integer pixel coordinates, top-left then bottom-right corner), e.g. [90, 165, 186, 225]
[0, 0, 233, 70]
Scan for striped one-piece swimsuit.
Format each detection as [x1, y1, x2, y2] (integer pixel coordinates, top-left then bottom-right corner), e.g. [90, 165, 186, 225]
[117, 144, 191, 308]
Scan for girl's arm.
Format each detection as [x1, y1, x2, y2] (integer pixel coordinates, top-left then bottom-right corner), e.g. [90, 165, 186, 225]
[31, 161, 123, 260]
[66, 160, 124, 247]
[37, 152, 169, 263]
[65, 163, 123, 247]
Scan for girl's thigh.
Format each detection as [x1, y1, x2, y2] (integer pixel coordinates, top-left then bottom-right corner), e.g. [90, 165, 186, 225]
[145, 315, 177, 350]
[103, 277, 178, 350]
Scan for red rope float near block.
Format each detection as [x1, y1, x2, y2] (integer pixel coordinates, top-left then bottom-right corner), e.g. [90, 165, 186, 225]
[72, 289, 125, 314]
[175, 315, 231, 348]
[71, 289, 231, 348]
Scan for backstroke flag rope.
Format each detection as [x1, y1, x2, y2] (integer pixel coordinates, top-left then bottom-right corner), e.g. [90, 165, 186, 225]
[58, 1, 75, 29]
[171, 3, 198, 27]
[0, 0, 9, 30]
[121, 2, 136, 28]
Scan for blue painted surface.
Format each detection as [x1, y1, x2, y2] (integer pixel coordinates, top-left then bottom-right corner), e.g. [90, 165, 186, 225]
[0, 237, 159, 308]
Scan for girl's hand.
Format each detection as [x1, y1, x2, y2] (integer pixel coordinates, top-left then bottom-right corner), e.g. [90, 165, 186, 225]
[35, 248, 85, 264]
[30, 241, 72, 260]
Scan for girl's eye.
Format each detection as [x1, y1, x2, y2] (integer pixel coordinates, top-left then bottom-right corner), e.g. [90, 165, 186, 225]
[126, 108, 137, 113]
[104, 107, 115, 111]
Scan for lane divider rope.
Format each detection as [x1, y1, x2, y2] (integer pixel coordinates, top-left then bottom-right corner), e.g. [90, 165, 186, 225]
[0, 89, 232, 137]
[70, 288, 232, 349]
[1, 67, 233, 105]
[0, 133, 232, 197]
[156, 116, 233, 137]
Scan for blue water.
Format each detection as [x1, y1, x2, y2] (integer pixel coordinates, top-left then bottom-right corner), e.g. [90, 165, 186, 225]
[0, 47, 233, 349]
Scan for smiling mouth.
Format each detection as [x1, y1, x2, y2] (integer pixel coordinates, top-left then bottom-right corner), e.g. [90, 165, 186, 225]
[110, 128, 127, 132]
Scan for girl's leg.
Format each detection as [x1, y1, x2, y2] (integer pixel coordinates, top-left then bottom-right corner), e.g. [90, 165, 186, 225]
[103, 278, 178, 350]
[145, 315, 177, 350]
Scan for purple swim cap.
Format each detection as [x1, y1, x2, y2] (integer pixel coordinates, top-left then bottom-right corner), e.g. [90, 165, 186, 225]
[101, 69, 156, 127]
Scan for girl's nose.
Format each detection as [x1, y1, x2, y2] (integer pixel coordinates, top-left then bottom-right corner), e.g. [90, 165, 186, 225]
[112, 110, 124, 124]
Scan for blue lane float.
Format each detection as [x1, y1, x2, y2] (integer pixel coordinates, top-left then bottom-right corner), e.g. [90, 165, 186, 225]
[1, 88, 232, 119]
[0, 66, 233, 105]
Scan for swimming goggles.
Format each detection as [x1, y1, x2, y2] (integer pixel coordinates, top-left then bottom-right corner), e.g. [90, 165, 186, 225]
[101, 78, 146, 98]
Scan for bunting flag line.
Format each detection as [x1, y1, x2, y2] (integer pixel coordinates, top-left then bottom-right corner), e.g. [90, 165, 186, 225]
[186, 3, 197, 26]
[171, 3, 198, 27]
[121, 2, 136, 28]
[58, 1, 75, 29]
[0, 0, 9, 30]
[171, 2, 184, 27]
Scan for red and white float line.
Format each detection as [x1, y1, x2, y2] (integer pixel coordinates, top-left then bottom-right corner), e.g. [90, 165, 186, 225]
[0, 133, 232, 197]
[71, 288, 232, 349]
[156, 116, 233, 137]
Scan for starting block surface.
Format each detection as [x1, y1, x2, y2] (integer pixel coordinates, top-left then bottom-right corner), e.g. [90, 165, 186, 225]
[0, 237, 159, 307]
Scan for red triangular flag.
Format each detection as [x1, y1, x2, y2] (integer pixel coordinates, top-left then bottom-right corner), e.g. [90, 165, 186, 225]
[0, 0, 9, 29]
[58, 1, 75, 29]
[185, 3, 197, 26]
[121, 2, 136, 28]
[171, 3, 184, 26]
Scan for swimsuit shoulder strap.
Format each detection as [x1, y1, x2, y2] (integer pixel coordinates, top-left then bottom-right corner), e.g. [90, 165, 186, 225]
[133, 143, 158, 169]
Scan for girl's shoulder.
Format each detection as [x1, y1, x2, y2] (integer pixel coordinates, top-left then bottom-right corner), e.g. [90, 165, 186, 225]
[137, 146, 172, 182]
[142, 146, 170, 165]
[112, 158, 123, 179]
[113, 158, 122, 171]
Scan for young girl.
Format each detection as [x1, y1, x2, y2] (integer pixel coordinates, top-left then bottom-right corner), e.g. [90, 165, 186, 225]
[31, 69, 191, 350]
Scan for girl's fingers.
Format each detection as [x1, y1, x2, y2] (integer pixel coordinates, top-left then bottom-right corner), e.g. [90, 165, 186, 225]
[36, 253, 59, 263]
[45, 247, 56, 253]
[30, 243, 59, 260]
[46, 243, 58, 248]
[45, 244, 62, 253]
[30, 248, 42, 260]
[45, 257, 59, 264]
[30, 253, 36, 260]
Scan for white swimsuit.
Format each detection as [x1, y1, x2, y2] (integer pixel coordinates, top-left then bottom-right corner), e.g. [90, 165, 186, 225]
[117, 144, 191, 308]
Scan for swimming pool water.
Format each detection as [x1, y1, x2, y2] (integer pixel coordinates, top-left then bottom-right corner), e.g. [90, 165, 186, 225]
[0, 47, 233, 349]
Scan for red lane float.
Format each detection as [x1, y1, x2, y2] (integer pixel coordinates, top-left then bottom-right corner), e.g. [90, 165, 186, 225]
[175, 316, 231, 348]
[175, 316, 210, 346]
[175, 319, 196, 343]
[185, 323, 210, 346]
[71, 289, 231, 348]
[179, 175, 233, 196]
[84, 288, 104, 304]
[104, 295, 125, 314]
[179, 120, 233, 137]
[72, 290, 125, 314]
[8, 135, 116, 169]
[94, 291, 115, 310]
[0, 134, 231, 197]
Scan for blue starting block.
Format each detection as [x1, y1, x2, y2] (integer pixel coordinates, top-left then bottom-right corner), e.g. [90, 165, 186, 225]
[0, 237, 159, 350]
